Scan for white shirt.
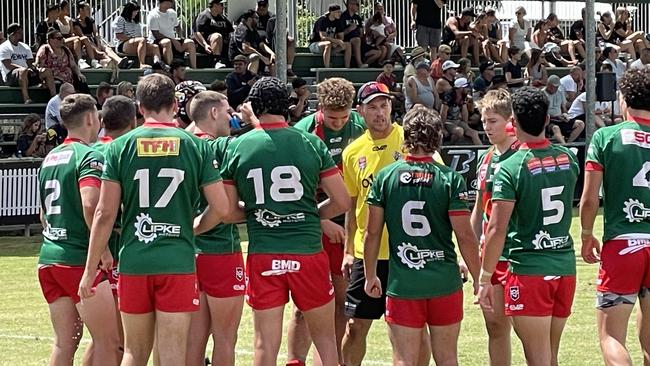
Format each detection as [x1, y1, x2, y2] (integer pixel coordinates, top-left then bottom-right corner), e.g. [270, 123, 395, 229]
[147, 7, 179, 42]
[0, 40, 33, 81]
[559, 74, 577, 94]
[567, 92, 587, 119]
[509, 19, 531, 50]
[604, 58, 627, 81]
[45, 95, 63, 129]
[630, 59, 648, 70]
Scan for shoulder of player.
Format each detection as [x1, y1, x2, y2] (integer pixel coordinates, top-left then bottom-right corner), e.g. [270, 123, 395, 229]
[350, 111, 367, 129]
[293, 113, 316, 132]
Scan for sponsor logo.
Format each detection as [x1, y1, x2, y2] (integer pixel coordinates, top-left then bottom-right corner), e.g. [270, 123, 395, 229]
[446, 149, 477, 174]
[358, 156, 367, 170]
[624, 199, 650, 223]
[398, 170, 433, 187]
[621, 129, 650, 149]
[493, 180, 503, 193]
[532, 231, 570, 250]
[42, 150, 73, 167]
[42, 222, 68, 241]
[509, 304, 524, 311]
[458, 191, 470, 201]
[193, 298, 200, 306]
[89, 160, 104, 172]
[233, 284, 245, 291]
[329, 148, 343, 156]
[235, 266, 244, 281]
[134, 213, 181, 243]
[555, 154, 571, 170]
[527, 157, 543, 175]
[542, 156, 557, 173]
[261, 259, 301, 276]
[254, 209, 306, 228]
[372, 144, 387, 151]
[329, 136, 343, 143]
[393, 151, 402, 161]
[396, 242, 444, 270]
[136, 137, 181, 157]
[619, 239, 650, 255]
[361, 173, 374, 188]
[509, 286, 520, 301]
[212, 159, 219, 169]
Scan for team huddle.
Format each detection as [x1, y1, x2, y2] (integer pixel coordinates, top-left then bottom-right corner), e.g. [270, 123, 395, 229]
[35, 68, 650, 366]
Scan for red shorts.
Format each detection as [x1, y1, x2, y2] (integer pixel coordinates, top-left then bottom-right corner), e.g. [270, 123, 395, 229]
[246, 251, 334, 311]
[385, 290, 463, 328]
[118, 273, 199, 314]
[323, 234, 344, 276]
[491, 261, 509, 286]
[597, 239, 650, 295]
[38, 265, 103, 304]
[504, 272, 576, 318]
[196, 252, 246, 298]
[106, 262, 119, 297]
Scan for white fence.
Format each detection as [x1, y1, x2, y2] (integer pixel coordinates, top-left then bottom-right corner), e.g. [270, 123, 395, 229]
[0, 160, 40, 224]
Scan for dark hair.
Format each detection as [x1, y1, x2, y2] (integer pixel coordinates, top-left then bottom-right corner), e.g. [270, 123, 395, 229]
[602, 46, 616, 61]
[620, 68, 650, 112]
[248, 77, 290, 117]
[77, 1, 90, 13]
[47, 28, 63, 39]
[97, 82, 113, 98]
[60, 93, 97, 129]
[20, 114, 42, 136]
[136, 74, 177, 113]
[102, 96, 136, 131]
[547, 13, 558, 22]
[209, 80, 227, 93]
[600, 11, 612, 22]
[59, 0, 69, 11]
[600, 63, 613, 72]
[291, 77, 307, 89]
[527, 48, 543, 68]
[120, 1, 141, 23]
[533, 19, 549, 31]
[46, 3, 60, 13]
[508, 46, 520, 57]
[403, 105, 442, 153]
[242, 9, 257, 21]
[170, 60, 185, 73]
[511, 86, 549, 136]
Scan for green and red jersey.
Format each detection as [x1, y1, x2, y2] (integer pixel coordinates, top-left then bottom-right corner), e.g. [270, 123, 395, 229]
[93, 136, 121, 259]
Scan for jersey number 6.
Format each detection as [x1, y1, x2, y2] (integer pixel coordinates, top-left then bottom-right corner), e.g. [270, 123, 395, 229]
[402, 200, 432, 236]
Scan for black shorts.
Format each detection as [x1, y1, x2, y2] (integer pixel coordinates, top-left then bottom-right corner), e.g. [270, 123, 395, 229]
[6, 68, 41, 87]
[117, 41, 126, 53]
[345, 258, 389, 320]
[549, 116, 580, 138]
[154, 37, 187, 57]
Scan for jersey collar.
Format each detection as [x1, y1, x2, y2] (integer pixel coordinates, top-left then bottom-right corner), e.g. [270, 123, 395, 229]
[63, 137, 88, 145]
[520, 139, 550, 150]
[143, 121, 177, 128]
[98, 136, 113, 143]
[257, 121, 289, 130]
[195, 131, 216, 139]
[405, 154, 434, 163]
[628, 114, 650, 126]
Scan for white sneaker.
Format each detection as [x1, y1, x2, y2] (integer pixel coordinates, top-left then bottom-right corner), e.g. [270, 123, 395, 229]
[360, 64, 369, 68]
[78, 59, 90, 69]
[91, 59, 102, 69]
[214, 61, 226, 69]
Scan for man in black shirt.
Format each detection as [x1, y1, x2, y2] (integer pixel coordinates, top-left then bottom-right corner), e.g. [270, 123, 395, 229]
[255, 0, 273, 42]
[35, 3, 61, 48]
[309, 4, 351, 68]
[225, 54, 257, 109]
[229, 9, 276, 75]
[265, 15, 297, 77]
[341, 0, 368, 68]
[192, 0, 233, 68]
[411, 0, 444, 59]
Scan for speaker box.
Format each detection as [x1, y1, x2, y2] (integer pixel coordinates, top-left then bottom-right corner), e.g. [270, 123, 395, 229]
[596, 72, 617, 102]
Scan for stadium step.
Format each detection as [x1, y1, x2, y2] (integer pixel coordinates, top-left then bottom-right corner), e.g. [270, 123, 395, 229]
[0, 103, 48, 115]
[312, 68, 405, 83]
[81, 68, 234, 85]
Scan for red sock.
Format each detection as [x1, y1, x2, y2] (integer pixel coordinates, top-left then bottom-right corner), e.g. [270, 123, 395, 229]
[286, 360, 306, 366]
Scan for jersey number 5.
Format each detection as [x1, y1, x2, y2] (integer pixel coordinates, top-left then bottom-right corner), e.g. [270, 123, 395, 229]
[541, 186, 564, 225]
[402, 200, 432, 236]
[247, 166, 304, 204]
[134, 168, 185, 208]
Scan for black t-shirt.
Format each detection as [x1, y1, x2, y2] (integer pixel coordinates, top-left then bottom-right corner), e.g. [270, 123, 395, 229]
[72, 17, 95, 37]
[503, 61, 523, 87]
[340, 11, 363, 41]
[225, 70, 256, 108]
[310, 14, 344, 43]
[35, 20, 60, 46]
[16, 133, 35, 155]
[229, 23, 263, 60]
[257, 11, 273, 41]
[194, 9, 234, 40]
[412, 0, 442, 29]
[569, 20, 584, 41]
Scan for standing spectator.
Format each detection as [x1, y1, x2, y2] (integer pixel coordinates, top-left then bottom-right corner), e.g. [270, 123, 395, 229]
[473, 61, 495, 101]
[116, 81, 135, 99]
[525, 48, 548, 87]
[547, 13, 586, 63]
[509, 6, 531, 52]
[436, 60, 459, 97]
[341, 0, 369, 68]
[544, 75, 584, 143]
[442, 7, 481, 66]
[192, 0, 233, 68]
[229, 9, 276, 75]
[113, 1, 160, 69]
[504, 46, 526, 89]
[56, 1, 84, 64]
[45, 82, 75, 129]
[403, 46, 426, 85]
[147, 0, 198, 69]
[16, 114, 48, 158]
[1, 23, 56, 104]
[170, 60, 187, 84]
[602, 46, 627, 82]
[372, 2, 405, 64]
[288, 77, 310, 123]
[95, 82, 114, 110]
[309, 4, 351, 68]
[405, 61, 437, 111]
[630, 47, 650, 69]
[441, 78, 482, 144]
[35, 29, 89, 93]
[35, 3, 61, 49]
[560, 66, 583, 104]
[411, 0, 444, 60]
[429, 44, 451, 81]
[225, 54, 256, 109]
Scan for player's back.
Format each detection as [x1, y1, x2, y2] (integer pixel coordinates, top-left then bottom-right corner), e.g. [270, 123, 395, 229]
[222, 124, 337, 254]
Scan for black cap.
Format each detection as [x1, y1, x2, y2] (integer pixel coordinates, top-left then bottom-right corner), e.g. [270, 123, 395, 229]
[329, 3, 341, 12]
[257, 0, 268, 4]
[479, 61, 495, 73]
[5, 23, 21, 37]
[461, 7, 476, 17]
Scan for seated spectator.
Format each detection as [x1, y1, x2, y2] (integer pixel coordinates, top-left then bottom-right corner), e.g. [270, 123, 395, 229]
[403, 46, 426, 85]
[288, 77, 310, 123]
[192, 0, 233, 68]
[309, 4, 351, 68]
[170, 60, 187, 84]
[525, 48, 548, 87]
[442, 7, 480, 65]
[116, 81, 135, 99]
[377, 60, 404, 114]
[473, 61, 495, 101]
[602, 46, 627, 82]
[504, 46, 525, 89]
[113, 1, 161, 69]
[341, 0, 370, 68]
[371, 1, 405, 65]
[16, 114, 48, 158]
[405, 61, 437, 111]
[560, 66, 583, 104]
[485, 7, 507, 62]
[363, 12, 390, 66]
[147, 0, 197, 68]
[45, 82, 74, 129]
[631, 48, 650, 69]
[546, 13, 586, 63]
[544, 75, 584, 143]
[45, 118, 67, 148]
[457, 57, 475, 84]
[597, 11, 637, 60]
[95, 82, 114, 109]
[265, 16, 297, 77]
[56, 0, 83, 62]
[429, 44, 451, 81]
[35, 29, 89, 93]
[229, 9, 276, 75]
[570, 8, 587, 43]
[225, 54, 256, 109]
[470, 11, 500, 63]
[615, 7, 648, 56]
[435, 60, 459, 97]
[0, 23, 56, 104]
[35, 3, 61, 49]
[531, 19, 551, 50]
[441, 77, 481, 144]
[209, 79, 228, 96]
[569, 92, 608, 132]
[491, 75, 508, 89]
[509, 6, 531, 53]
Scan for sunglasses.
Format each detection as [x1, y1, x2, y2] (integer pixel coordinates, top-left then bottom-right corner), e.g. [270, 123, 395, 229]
[360, 83, 390, 99]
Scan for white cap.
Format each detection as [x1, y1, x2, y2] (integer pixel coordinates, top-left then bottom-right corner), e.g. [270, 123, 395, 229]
[442, 60, 461, 71]
[454, 77, 469, 88]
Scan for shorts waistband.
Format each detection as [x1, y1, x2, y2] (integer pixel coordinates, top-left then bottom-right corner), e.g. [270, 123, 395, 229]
[606, 239, 650, 246]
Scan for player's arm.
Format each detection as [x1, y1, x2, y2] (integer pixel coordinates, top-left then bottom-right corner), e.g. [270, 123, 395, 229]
[194, 181, 230, 235]
[342, 197, 358, 279]
[580, 169, 603, 264]
[221, 183, 246, 224]
[451, 214, 481, 292]
[318, 173, 351, 219]
[470, 193, 483, 240]
[363, 205, 384, 298]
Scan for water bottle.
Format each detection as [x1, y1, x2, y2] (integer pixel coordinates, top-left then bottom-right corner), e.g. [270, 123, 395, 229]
[229, 115, 242, 129]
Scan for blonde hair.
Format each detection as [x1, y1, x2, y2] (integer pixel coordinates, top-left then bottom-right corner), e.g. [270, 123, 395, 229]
[317, 77, 355, 111]
[438, 44, 452, 55]
[476, 89, 513, 118]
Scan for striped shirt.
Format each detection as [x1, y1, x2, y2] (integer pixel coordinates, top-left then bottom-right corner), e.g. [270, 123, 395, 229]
[113, 16, 142, 45]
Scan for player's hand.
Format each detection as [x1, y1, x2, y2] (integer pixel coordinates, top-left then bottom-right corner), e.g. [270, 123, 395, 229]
[476, 282, 493, 312]
[239, 102, 259, 127]
[99, 249, 114, 272]
[321, 219, 345, 244]
[341, 253, 355, 281]
[581, 234, 601, 264]
[78, 270, 97, 300]
[364, 276, 382, 298]
[459, 260, 469, 283]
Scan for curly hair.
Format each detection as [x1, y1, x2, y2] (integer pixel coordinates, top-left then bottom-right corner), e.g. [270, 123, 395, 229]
[511, 86, 549, 136]
[317, 77, 355, 111]
[477, 89, 512, 119]
[620, 68, 650, 112]
[249, 77, 290, 117]
[402, 105, 443, 154]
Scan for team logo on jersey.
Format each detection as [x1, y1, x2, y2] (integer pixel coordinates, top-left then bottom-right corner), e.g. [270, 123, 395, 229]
[358, 156, 367, 170]
[532, 231, 570, 250]
[623, 199, 650, 223]
[235, 266, 244, 281]
[372, 144, 387, 151]
[619, 239, 650, 255]
[254, 209, 306, 228]
[509, 286, 520, 301]
[542, 156, 557, 173]
[261, 259, 301, 276]
[396, 242, 444, 270]
[329, 148, 343, 157]
[42, 222, 68, 241]
[42, 150, 73, 167]
[393, 151, 402, 161]
[555, 154, 571, 170]
[134, 213, 181, 244]
[526, 157, 543, 175]
[398, 170, 433, 187]
[621, 129, 650, 149]
[136, 137, 181, 157]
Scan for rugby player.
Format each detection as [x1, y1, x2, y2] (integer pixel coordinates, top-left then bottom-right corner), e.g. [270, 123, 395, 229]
[185, 91, 244, 366]
[288, 77, 366, 366]
[364, 104, 481, 365]
[471, 89, 519, 366]
[478, 86, 579, 366]
[78, 74, 230, 366]
[217, 77, 351, 366]
[581, 68, 650, 365]
[38, 93, 120, 364]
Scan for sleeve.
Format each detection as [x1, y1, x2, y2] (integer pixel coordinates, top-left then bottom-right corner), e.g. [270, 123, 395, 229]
[441, 90, 454, 106]
[198, 139, 222, 187]
[342, 149, 359, 198]
[491, 163, 517, 202]
[195, 13, 207, 33]
[585, 129, 604, 171]
[0, 43, 11, 62]
[148, 13, 160, 31]
[101, 142, 121, 182]
[114, 17, 125, 34]
[448, 172, 470, 215]
[313, 136, 338, 178]
[78, 149, 104, 188]
[25, 47, 34, 61]
[366, 169, 386, 207]
[173, 11, 180, 27]
[293, 114, 314, 132]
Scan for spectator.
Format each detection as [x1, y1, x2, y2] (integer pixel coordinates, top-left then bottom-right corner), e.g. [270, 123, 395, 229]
[35, 3, 61, 49]
[340, 0, 370, 67]
[170, 60, 187, 84]
[403, 46, 426, 84]
[288, 77, 310, 123]
[147, 0, 198, 69]
[436, 59, 459, 97]
[229, 9, 276, 75]
[95, 82, 114, 109]
[364, 12, 391, 66]
[602, 46, 627, 82]
[225, 54, 256, 109]
[525, 48, 548, 87]
[544, 75, 584, 143]
[56, 0, 84, 64]
[614, 7, 648, 57]
[309, 4, 351, 68]
[546, 13, 586, 63]
[568, 91, 606, 132]
[35, 29, 89, 93]
[560, 66, 583, 104]
[116, 81, 134, 99]
[410, 0, 444, 60]
[597, 11, 637, 59]
[405, 61, 437, 111]
[1, 23, 56, 104]
[16, 114, 48, 158]
[485, 7, 507, 62]
[504, 46, 525, 89]
[457, 57, 475, 84]
[264, 16, 297, 77]
[45, 82, 74, 129]
[531, 19, 551, 50]
[509, 6, 531, 52]
[209, 79, 228, 95]
[429, 44, 451, 81]
[377, 60, 404, 117]
[192, 0, 232, 68]
[543, 41, 577, 67]
[254, 0, 273, 42]
[372, 2, 405, 64]
[113, 1, 161, 69]
[570, 8, 586, 42]
[441, 77, 481, 144]
[473, 61, 495, 101]
[471, 11, 500, 63]
[442, 7, 481, 66]
[631, 48, 650, 69]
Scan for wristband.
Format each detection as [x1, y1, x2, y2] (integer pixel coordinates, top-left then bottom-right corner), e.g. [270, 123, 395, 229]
[581, 229, 593, 235]
[479, 270, 493, 284]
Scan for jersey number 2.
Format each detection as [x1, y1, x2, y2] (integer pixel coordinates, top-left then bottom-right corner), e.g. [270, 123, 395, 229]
[247, 166, 304, 204]
[402, 201, 432, 236]
[134, 168, 185, 208]
[44, 180, 61, 215]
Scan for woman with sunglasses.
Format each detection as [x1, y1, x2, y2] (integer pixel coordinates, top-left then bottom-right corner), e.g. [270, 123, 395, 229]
[597, 11, 637, 60]
[525, 48, 548, 88]
[509, 6, 531, 53]
[113, 1, 161, 68]
[35, 30, 89, 93]
[56, 0, 84, 65]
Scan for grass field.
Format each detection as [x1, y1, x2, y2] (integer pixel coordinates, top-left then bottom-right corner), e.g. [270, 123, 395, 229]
[0, 213, 645, 365]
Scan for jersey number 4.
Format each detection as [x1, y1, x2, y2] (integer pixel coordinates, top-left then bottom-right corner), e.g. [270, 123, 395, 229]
[134, 168, 185, 208]
[247, 166, 304, 204]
